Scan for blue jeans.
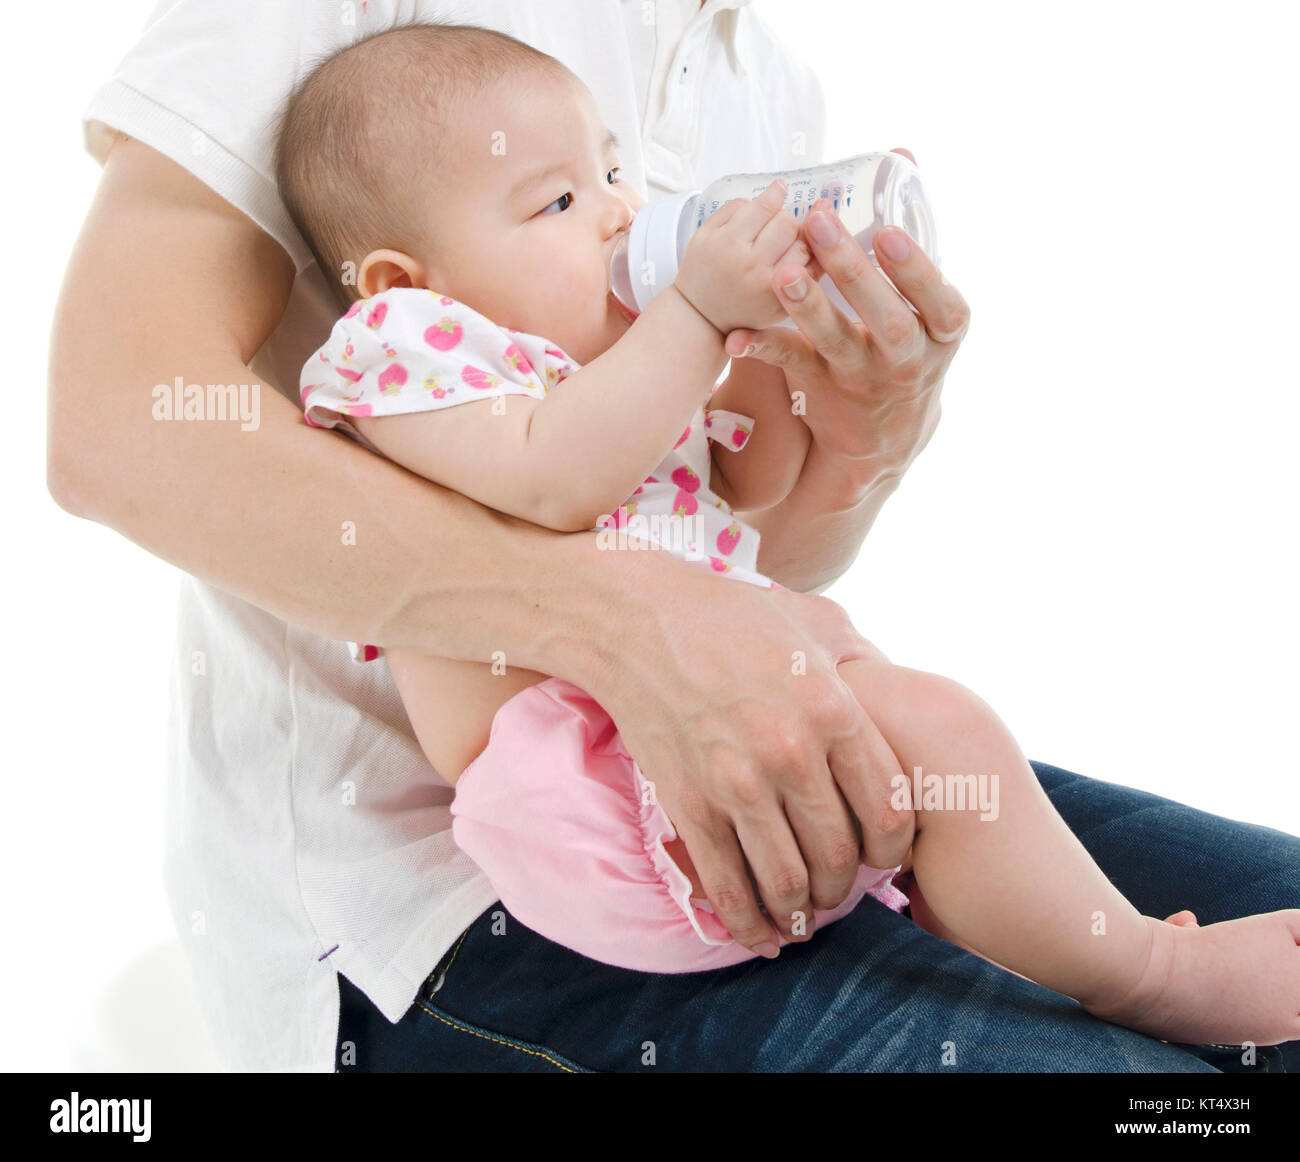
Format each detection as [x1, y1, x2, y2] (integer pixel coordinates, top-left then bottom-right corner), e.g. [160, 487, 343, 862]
[335, 761, 1300, 1072]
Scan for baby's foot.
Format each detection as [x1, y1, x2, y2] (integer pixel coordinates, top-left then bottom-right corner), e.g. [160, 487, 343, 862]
[1085, 910, 1300, 1047]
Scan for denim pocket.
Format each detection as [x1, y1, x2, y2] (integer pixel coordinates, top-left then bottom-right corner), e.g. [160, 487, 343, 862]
[414, 915, 593, 1073]
[409, 995, 594, 1073]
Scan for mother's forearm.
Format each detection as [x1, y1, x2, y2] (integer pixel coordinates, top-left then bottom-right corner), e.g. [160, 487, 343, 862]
[52, 369, 638, 691]
[739, 438, 904, 593]
[46, 137, 644, 695]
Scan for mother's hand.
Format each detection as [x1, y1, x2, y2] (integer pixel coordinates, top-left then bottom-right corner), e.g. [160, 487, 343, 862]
[595, 551, 912, 959]
[722, 149, 970, 483]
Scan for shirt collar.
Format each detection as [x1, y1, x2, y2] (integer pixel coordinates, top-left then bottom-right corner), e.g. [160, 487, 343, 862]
[694, 0, 753, 78]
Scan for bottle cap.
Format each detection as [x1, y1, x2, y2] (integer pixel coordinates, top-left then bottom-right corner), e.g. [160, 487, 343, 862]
[612, 190, 699, 313]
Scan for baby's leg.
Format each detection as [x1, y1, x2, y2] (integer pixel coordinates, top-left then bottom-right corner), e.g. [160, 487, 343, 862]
[837, 658, 1300, 1047]
[386, 647, 551, 783]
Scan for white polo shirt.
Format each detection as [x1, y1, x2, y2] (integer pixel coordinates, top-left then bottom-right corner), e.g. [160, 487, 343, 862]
[83, 0, 827, 1071]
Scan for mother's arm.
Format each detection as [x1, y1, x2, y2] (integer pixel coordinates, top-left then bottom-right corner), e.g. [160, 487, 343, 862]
[47, 137, 577, 661]
[47, 139, 914, 956]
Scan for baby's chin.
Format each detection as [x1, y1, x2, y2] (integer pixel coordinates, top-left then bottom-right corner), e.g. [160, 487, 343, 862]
[600, 290, 639, 344]
[533, 295, 637, 365]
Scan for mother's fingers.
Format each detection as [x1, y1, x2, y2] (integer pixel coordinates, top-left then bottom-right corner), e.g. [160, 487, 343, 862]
[800, 204, 927, 363]
[722, 320, 817, 372]
[872, 226, 971, 346]
[771, 262, 872, 376]
[780, 772, 865, 915]
[676, 815, 783, 956]
[734, 807, 819, 943]
[824, 688, 914, 872]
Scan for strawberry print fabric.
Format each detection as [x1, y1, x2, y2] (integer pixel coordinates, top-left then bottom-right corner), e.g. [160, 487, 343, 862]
[301, 288, 776, 662]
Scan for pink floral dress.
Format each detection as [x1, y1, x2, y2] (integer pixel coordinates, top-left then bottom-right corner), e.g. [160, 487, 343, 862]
[300, 287, 779, 662]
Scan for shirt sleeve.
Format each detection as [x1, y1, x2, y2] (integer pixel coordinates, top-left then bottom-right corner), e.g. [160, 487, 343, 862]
[80, 0, 424, 274]
[300, 287, 580, 435]
[703, 407, 754, 453]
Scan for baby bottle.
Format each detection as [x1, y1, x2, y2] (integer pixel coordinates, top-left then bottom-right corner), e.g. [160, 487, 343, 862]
[610, 151, 939, 323]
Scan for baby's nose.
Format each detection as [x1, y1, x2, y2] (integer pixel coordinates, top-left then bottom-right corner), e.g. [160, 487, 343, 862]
[604, 194, 635, 236]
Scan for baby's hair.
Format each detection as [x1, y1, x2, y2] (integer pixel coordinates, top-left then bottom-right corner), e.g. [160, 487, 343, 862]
[273, 21, 573, 310]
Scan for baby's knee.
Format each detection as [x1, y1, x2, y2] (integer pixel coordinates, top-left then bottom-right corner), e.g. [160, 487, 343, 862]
[838, 657, 998, 740]
[904, 669, 1002, 736]
[836, 658, 1025, 814]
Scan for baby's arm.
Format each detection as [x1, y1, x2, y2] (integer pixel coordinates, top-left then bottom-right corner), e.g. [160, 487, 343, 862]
[352, 180, 801, 534]
[707, 355, 811, 513]
[354, 284, 724, 533]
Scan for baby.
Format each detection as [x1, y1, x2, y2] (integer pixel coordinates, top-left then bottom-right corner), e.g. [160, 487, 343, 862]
[276, 22, 1299, 1047]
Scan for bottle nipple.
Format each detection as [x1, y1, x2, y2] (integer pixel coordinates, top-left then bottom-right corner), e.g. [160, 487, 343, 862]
[609, 233, 638, 314]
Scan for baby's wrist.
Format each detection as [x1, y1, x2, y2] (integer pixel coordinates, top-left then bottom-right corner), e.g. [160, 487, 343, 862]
[668, 280, 724, 339]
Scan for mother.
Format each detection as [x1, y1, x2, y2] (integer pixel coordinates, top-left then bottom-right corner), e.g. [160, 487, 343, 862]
[48, 0, 1298, 1072]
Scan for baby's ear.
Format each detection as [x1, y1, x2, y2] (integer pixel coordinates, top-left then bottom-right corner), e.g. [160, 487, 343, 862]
[357, 248, 426, 298]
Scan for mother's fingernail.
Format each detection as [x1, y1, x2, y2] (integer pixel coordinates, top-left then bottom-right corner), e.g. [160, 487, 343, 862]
[780, 275, 807, 301]
[754, 942, 780, 959]
[877, 228, 910, 261]
[808, 210, 838, 248]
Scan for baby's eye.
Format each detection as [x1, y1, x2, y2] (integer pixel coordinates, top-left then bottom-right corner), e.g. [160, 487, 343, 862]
[607, 167, 622, 184]
[540, 191, 573, 214]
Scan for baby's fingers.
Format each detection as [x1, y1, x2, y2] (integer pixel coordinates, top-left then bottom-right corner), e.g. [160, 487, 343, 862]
[752, 205, 804, 267]
[774, 237, 812, 272]
[725, 178, 790, 242]
[704, 197, 746, 231]
[766, 233, 822, 285]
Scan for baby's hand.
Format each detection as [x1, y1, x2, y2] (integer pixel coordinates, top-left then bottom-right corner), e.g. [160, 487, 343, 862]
[673, 179, 811, 334]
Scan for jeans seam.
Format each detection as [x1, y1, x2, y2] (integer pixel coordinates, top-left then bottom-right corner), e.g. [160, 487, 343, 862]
[412, 998, 593, 1072]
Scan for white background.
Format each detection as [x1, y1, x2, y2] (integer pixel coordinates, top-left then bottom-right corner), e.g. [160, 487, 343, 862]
[4, 0, 1297, 1070]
